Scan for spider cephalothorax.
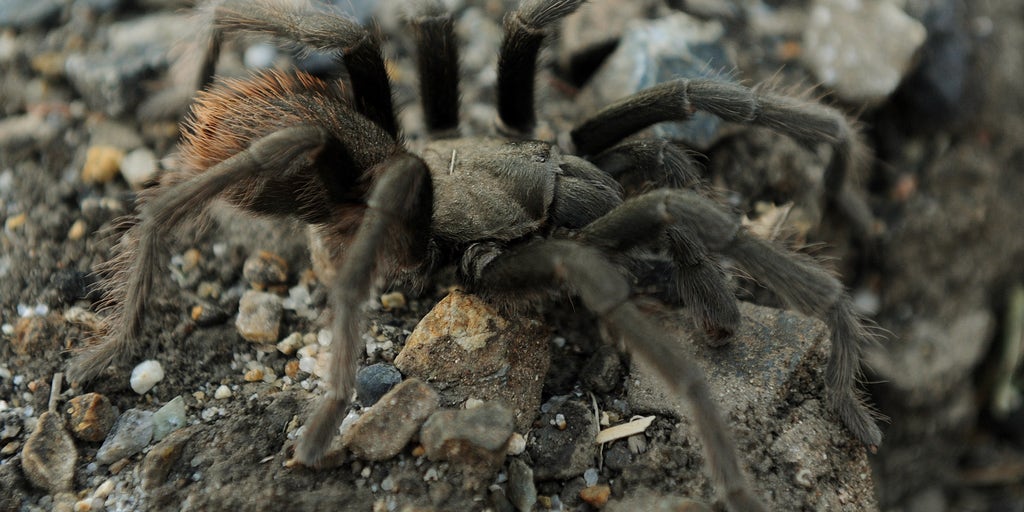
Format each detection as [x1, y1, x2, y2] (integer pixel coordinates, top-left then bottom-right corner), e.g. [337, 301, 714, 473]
[68, 1, 881, 510]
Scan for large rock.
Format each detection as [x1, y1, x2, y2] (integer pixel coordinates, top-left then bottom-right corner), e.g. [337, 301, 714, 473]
[394, 291, 549, 432]
[626, 302, 878, 511]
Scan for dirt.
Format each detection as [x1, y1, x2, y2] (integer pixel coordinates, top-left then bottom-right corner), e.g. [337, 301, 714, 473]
[2, 0, 1024, 511]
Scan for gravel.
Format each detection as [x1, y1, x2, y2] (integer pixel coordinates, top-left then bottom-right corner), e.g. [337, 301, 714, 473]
[2, 0, 1024, 511]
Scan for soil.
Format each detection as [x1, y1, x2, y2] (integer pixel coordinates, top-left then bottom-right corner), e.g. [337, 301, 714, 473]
[2, 0, 1024, 511]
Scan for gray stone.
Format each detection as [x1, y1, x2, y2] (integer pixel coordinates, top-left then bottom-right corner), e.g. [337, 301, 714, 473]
[603, 442, 633, 471]
[141, 426, 195, 491]
[507, 458, 537, 512]
[355, 363, 403, 407]
[625, 302, 878, 510]
[395, 291, 549, 432]
[64, 49, 166, 117]
[342, 378, 438, 461]
[580, 13, 736, 150]
[802, 0, 927, 103]
[21, 411, 76, 493]
[0, 114, 60, 167]
[96, 408, 154, 465]
[528, 400, 598, 481]
[869, 309, 994, 407]
[0, 0, 62, 29]
[420, 401, 515, 488]
[580, 345, 623, 393]
[628, 302, 828, 418]
[152, 396, 186, 442]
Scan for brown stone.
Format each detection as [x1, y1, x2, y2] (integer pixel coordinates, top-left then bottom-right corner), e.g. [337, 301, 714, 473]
[395, 291, 549, 432]
[65, 392, 117, 443]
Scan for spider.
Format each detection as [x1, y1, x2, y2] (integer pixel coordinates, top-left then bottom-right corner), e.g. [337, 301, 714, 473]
[67, 0, 882, 510]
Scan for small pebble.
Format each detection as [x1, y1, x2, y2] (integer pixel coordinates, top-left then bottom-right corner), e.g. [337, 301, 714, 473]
[81, 146, 124, 184]
[181, 248, 201, 272]
[243, 42, 278, 69]
[355, 363, 403, 406]
[419, 401, 515, 485]
[380, 291, 406, 310]
[298, 356, 317, 375]
[553, 413, 567, 430]
[284, 360, 300, 379]
[93, 479, 115, 499]
[5, 212, 26, 231]
[142, 427, 193, 492]
[243, 250, 289, 290]
[151, 396, 186, 442]
[508, 458, 537, 512]
[579, 484, 611, 508]
[235, 290, 283, 343]
[244, 368, 265, 382]
[12, 314, 58, 355]
[277, 332, 304, 355]
[67, 219, 87, 241]
[118, 147, 157, 188]
[190, 302, 228, 326]
[65, 392, 117, 442]
[213, 385, 232, 400]
[96, 409, 155, 465]
[506, 432, 526, 456]
[129, 360, 164, 394]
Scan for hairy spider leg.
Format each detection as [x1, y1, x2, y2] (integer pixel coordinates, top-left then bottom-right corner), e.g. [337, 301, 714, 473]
[67, 125, 330, 384]
[410, 0, 461, 135]
[570, 79, 876, 236]
[204, 0, 399, 137]
[589, 139, 707, 195]
[473, 239, 768, 512]
[582, 188, 883, 447]
[496, 0, 586, 136]
[296, 153, 433, 466]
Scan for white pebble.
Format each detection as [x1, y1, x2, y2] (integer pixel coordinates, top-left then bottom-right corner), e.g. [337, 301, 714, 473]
[277, 332, 304, 355]
[317, 328, 333, 346]
[244, 43, 277, 69]
[214, 385, 232, 400]
[93, 479, 115, 499]
[298, 356, 317, 375]
[119, 147, 157, 188]
[130, 360, 164, 394]
[506, 432, 526, 456]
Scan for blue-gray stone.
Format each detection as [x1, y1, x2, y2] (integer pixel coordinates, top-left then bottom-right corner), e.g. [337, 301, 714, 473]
[152, 396, 186, 442]
[96, 408, 154, 465]
[356, 363, 403, 406]
[583, 13, 735, 150]
[0, 0, 62, 29]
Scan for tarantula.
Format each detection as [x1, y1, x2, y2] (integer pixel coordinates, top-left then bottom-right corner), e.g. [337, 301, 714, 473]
[67, 0, 882, 510]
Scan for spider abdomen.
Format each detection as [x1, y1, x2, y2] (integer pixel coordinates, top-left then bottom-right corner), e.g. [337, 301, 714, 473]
[178, 70, 398, 223]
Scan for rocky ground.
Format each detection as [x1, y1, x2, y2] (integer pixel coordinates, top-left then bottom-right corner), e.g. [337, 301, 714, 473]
[2, 0, 1023, 511]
